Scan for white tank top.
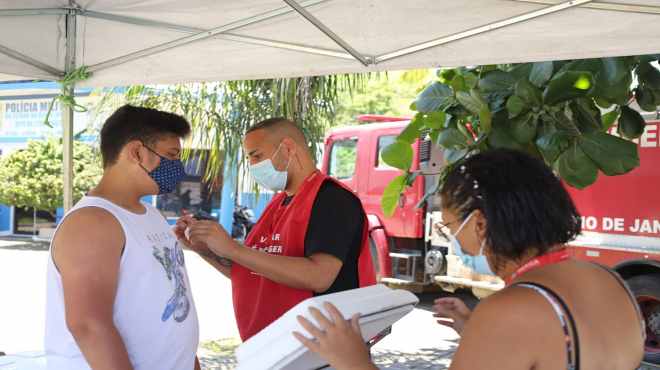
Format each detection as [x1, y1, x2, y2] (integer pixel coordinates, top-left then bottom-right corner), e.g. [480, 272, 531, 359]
[45, 196, 199, 370]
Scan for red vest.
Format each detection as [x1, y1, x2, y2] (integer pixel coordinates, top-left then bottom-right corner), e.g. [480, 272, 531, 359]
[231, 171, 376, 340]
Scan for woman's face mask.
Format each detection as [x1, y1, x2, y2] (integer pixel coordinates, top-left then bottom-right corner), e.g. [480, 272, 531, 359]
[448, 211, 495, 276]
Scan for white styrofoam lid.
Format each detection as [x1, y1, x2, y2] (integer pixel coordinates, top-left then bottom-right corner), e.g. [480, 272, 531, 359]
[236, 284, 419, 370]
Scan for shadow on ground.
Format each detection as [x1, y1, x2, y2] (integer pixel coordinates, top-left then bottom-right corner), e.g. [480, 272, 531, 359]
[0, 237, 49, 251]
[199, 338, 239, 370]
[198, 338, 459, 370]
[372, 341, 458, 370]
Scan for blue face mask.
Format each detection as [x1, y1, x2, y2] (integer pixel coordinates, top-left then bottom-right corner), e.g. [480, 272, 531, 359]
[142, 145, 186, 194]
[449, 211, 495, 276]
[249, 143, 291, 192]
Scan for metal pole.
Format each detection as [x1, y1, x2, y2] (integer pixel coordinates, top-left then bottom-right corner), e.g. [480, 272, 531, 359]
[87, 0, 330, 73]
[282, 0, 371, 66]
[376, 0, 593, 63]
[62, 6, 77, 212]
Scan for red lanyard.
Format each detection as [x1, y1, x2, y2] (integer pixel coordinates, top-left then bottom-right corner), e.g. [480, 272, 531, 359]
[507, 248, 571, 285]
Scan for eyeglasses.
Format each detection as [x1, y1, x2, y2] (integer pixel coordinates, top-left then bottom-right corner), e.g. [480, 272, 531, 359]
[434, 219, 458, 242]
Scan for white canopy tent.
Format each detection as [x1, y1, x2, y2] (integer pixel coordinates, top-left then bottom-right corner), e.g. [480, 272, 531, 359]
[1, 0, 659, 210]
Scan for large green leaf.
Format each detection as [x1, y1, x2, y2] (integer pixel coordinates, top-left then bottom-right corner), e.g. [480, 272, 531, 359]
[488, 114, 526, 150]
[381, 140, 413, 170]
[637, 54, 660, 64]
[529, 62, 554, 87]
[543, 71, 595, 105]
[595, 97, 613, 109]
[479, 106, 492, 133]
[571, 98, 602, 134]
[580, 132, 639, 176]
[618, 106, 646, 139]
[398, 113, 425, 144]
[555, 144, 599, 189]
[637, 62, 660, 88]
[437, 128, 468, 149]
[422, 111, 448, 130]
[637, 62, 660, 105]
[463, 72, 479, 89]
[515, 79, 543, 106]
[479, 70, 516, 94]
[601, 110, 620, 131]
[535, 122, 573, 164]
[456, 89, 487, 115]
[506, 95, 528, 118]
[438, 69, 457, 83]
[415, 82, 454, 112]
[596, 70, 632, 106]
[510, 113, 538, 144]
[509, 63, 534, 80]
[451, 75, 467, 92]
[635, 86, 657, 112]
[381, 174, 407, 217]
[600, 58, 628, 86]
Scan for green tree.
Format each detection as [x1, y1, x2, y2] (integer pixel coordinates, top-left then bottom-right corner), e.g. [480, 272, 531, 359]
[381, 56, 660, 216]
[110, 75, 369, 184]
[0, 140, 102, 215]
[334, 70, 432, 125]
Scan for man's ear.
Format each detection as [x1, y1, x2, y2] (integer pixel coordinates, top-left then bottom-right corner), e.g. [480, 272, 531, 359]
[124, 140, 145, 164]
[281, 137, 297, 156]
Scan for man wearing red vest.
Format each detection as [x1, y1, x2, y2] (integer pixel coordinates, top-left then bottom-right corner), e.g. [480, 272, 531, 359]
[176, 118, 376, 340]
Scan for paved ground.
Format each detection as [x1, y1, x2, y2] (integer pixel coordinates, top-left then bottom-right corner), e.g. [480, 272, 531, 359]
[0, 237, 461, 369]
[2, 237, 656, 370]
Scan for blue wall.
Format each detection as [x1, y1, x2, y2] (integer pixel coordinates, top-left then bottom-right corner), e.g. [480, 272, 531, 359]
[239, 192, 273, 220]
[0, 204, 11, 234]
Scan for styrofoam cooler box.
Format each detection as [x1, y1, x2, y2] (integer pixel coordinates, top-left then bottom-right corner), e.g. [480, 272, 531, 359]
[235, 284, 419, 370]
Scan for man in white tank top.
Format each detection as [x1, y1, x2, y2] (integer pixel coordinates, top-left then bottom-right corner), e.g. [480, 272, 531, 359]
[45, 105, 200, 370]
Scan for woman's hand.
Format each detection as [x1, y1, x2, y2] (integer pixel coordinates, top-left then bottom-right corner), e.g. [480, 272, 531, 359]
[293, 302, 377, 370]
[433, 297, 472, 335]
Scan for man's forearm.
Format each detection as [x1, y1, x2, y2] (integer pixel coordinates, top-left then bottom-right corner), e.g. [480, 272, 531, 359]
[70, 321, 133, 370]
[222, 243, 328, 292]
[200, 250, 232, 278]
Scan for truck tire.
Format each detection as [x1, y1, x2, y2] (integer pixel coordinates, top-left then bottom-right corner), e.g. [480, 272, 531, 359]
[368, 236, 381, 282]
[626, 273, 660, 365]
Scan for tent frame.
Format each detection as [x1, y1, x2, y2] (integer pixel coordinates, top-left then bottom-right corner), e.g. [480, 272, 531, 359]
[1, 0, 660, 210]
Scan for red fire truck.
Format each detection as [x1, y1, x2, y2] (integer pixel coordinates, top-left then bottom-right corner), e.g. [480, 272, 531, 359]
[321, 114, 660, 365]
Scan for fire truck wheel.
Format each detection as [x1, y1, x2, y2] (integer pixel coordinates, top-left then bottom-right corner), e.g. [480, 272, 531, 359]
[626, 273, 660, 365]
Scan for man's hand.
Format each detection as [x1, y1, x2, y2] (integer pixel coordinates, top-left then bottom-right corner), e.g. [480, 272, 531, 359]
[174, 215, 211, 255]
[188, 220, 238, 258]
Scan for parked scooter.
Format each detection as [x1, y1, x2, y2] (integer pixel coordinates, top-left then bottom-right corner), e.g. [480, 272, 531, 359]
[231, 205, 255, 241]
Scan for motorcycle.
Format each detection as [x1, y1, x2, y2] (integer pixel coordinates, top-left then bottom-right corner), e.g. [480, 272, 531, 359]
[231, 205, 255, 241]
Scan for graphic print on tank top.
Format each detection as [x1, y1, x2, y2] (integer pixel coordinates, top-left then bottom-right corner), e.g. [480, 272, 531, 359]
[148, 231, 191, 323]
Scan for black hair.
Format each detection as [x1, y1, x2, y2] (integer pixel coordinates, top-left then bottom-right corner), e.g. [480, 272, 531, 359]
[440, 149, 581, 262]
[100, 105, 191, 168]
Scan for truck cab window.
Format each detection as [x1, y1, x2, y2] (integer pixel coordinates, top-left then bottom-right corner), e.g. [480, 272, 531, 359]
[328, 139, 358, 179]
[377, 135, 397, 168]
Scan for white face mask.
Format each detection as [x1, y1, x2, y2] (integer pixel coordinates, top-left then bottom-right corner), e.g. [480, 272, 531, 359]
[449, 211, 495, 276]
[248, 143, 291, 192]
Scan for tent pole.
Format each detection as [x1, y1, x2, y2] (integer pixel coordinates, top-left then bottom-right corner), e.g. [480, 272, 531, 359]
[376, 0, 592, 63]
[62, 5, 77, 212]
[87, 0, 330, 73]
[282, 0, 370, 66]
